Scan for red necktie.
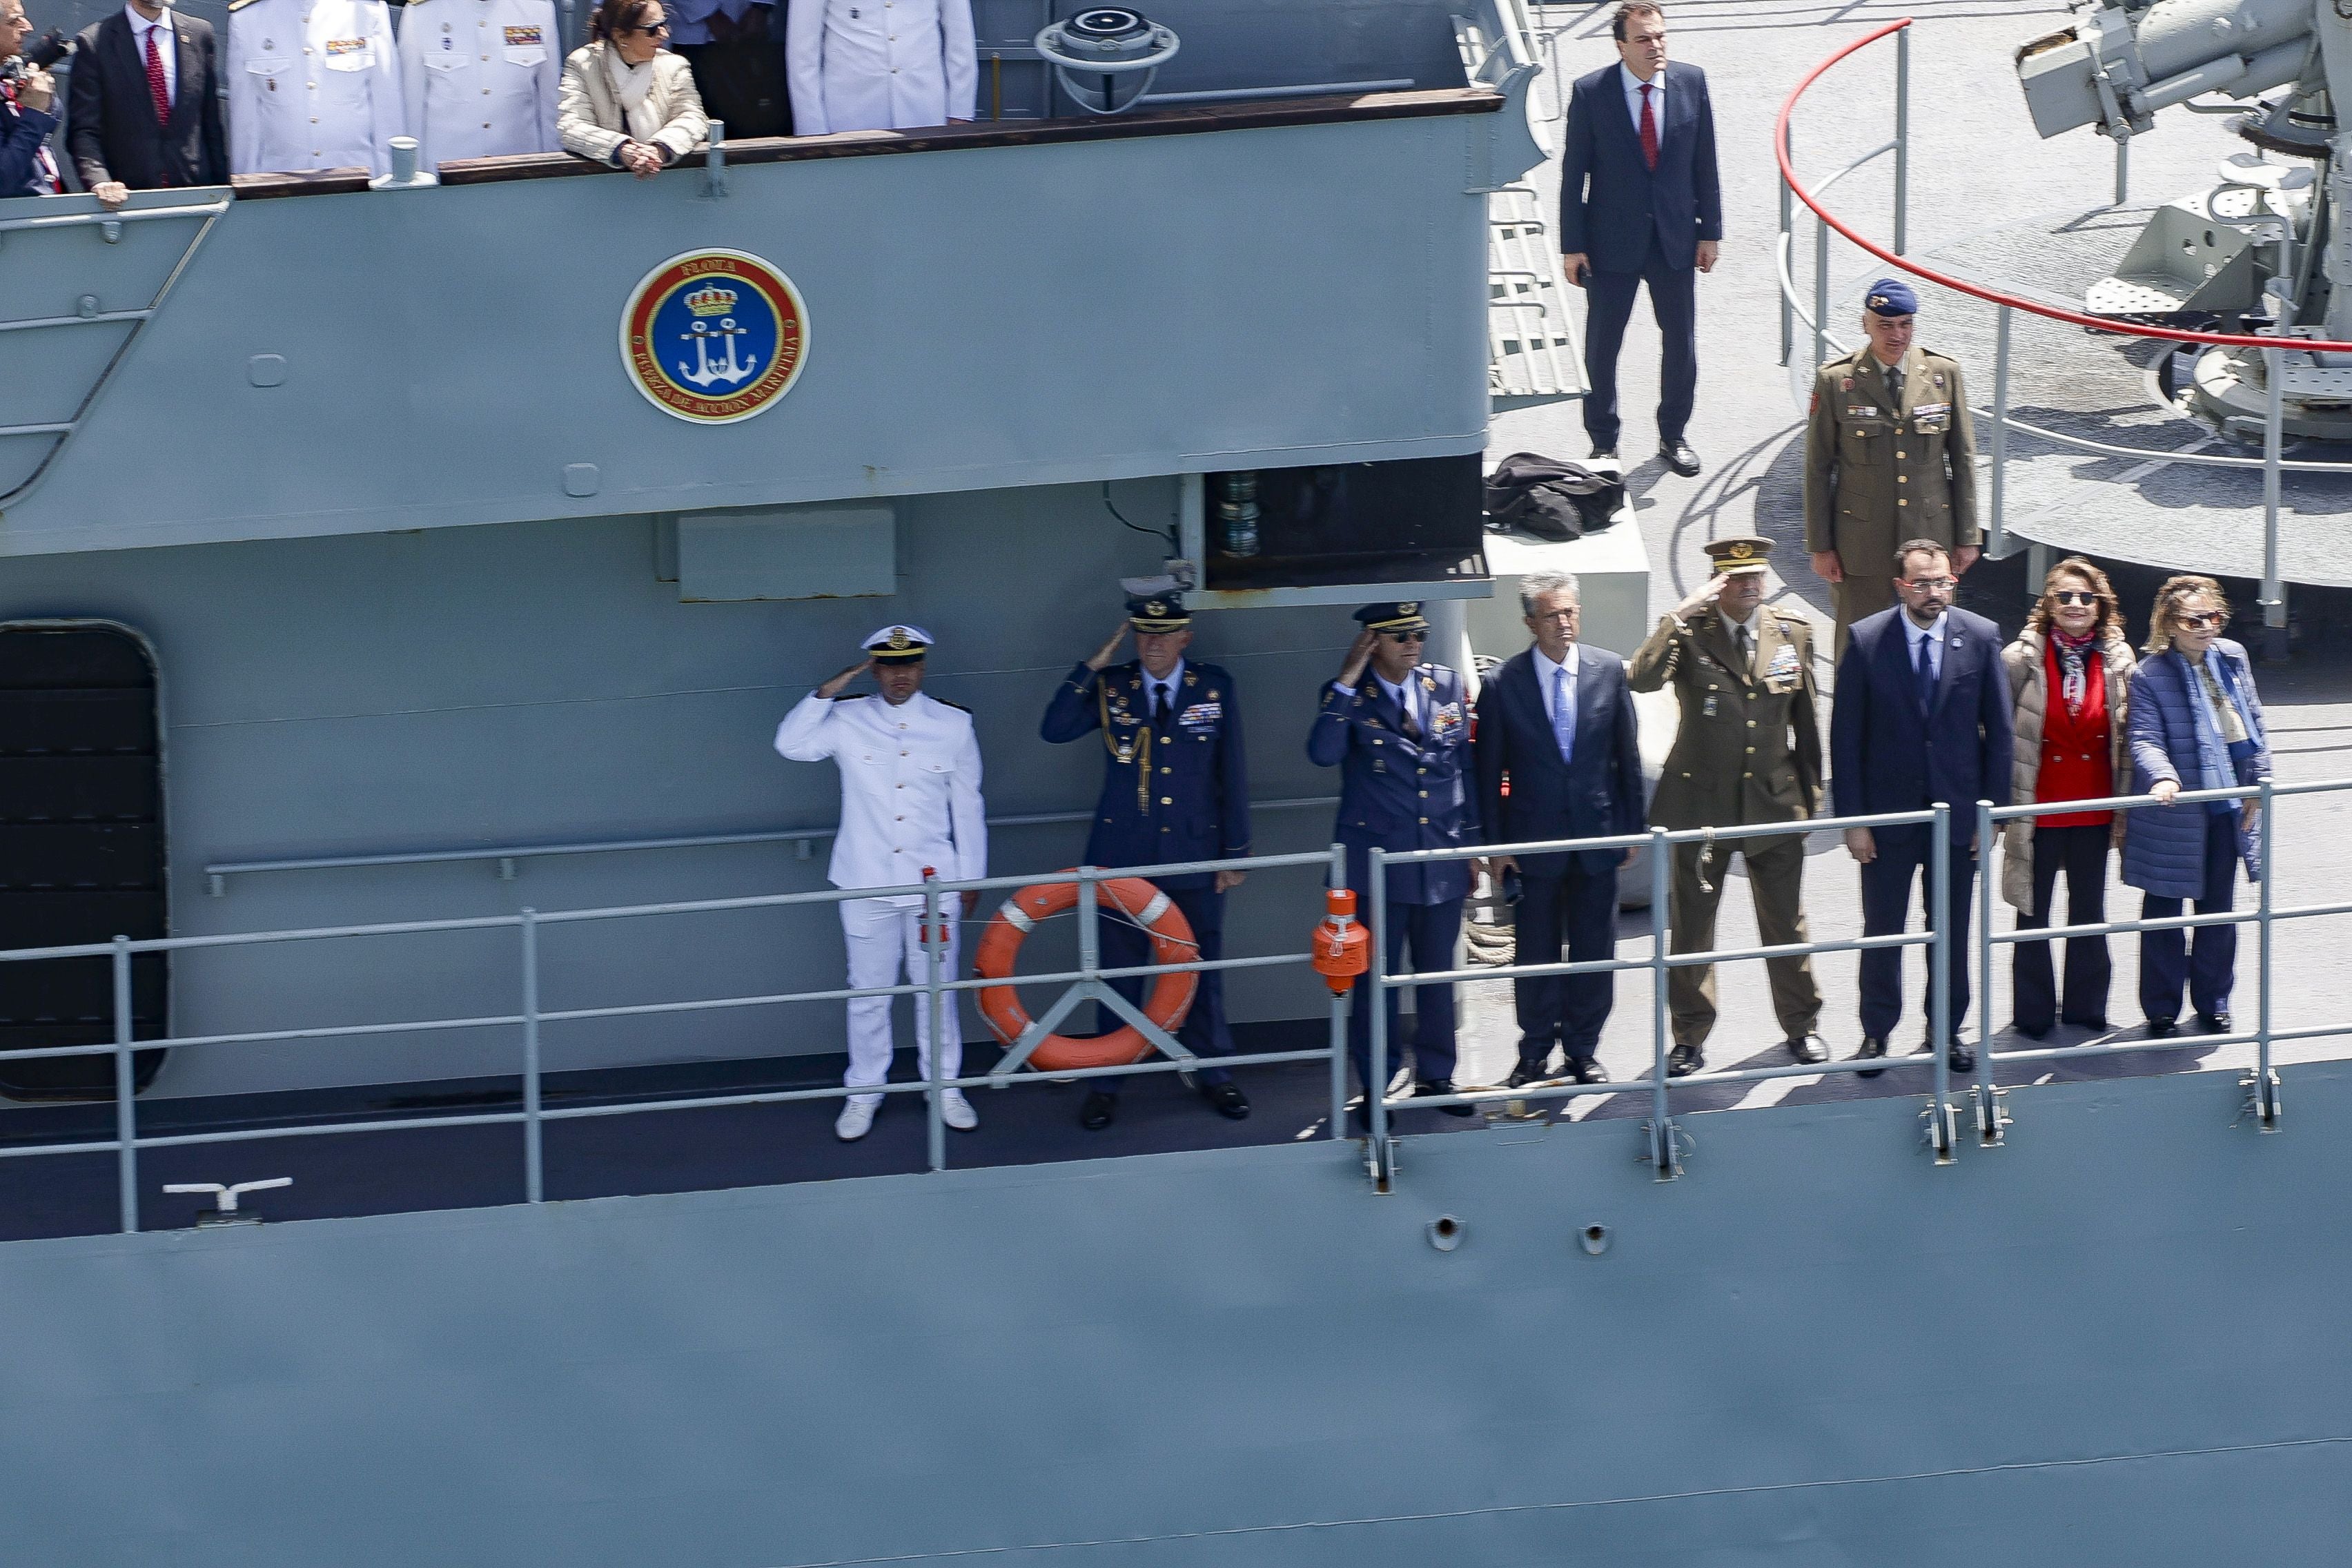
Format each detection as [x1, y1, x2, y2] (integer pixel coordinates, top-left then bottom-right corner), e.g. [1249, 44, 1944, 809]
[143, 27, 170, 126]
[1638, 81, 1658, 171]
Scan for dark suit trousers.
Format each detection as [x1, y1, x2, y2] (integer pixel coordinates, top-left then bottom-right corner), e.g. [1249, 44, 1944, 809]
[2011, 823, 2113, 1032]
[1349, 896, 1462, 1099]
[1514, 863, 1617, 1063]
[1095, 885, 1231, 1094]
[1859, 831, 1975, 1041]
[1582, 234, 1698, 451]
[2138, 810, 2240, 1023]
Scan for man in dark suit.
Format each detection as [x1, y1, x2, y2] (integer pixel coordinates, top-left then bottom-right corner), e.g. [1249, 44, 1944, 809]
[1308, 601, 1480, 1126]
[1041, 593, 1251, 1132]
[1560, 0, 1721, 477]
[66, 0, 226, 209]
[1831, 540, 2015, 1073]
[1474, 569, 1645, 1086]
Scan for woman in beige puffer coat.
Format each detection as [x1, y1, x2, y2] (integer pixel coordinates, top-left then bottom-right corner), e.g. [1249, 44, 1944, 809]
[1999, 557, 2137, 1038]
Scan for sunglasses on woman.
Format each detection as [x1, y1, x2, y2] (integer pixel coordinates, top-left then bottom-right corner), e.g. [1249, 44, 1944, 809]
[623, 18, 668, 32]
[2048, 590, 2099, 607]
[2177, 611, 2224, 630]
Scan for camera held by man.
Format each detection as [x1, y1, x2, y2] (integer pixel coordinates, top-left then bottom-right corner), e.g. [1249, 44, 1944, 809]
[0, 3, 66, 198]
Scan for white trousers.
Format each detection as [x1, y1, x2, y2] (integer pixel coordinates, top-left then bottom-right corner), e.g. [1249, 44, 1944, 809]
[841, 896, 961, 1101]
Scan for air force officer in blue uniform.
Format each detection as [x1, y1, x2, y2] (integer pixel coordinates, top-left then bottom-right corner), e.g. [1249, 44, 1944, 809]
[1474, 569, 1645, 1086]
[1041, 594, 1252, 1131]
[1309, 602, 1480, 1122]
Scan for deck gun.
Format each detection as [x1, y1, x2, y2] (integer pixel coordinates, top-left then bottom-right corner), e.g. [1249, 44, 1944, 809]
[2015, 0, 2352, 438]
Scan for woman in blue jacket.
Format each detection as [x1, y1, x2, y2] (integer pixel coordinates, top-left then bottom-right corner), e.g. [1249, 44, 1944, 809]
[2121, 576, 2271, 1037]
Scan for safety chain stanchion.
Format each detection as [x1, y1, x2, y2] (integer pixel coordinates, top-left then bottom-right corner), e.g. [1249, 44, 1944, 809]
[923, 870, 948, 1174]
[1928, 804, 1956, 1162]
[1892, 23, 1910, 255]
[112, 934, 137, 1235]
[522, 908, 545, 1202]
[2254, 778, 2282, 1128]
[1973, 803, 2004, 1146]
[1647, 826, 1678, 1179]
[1779, 126, 1795, 367]
[1326, 843, 1350, 1141]
[1989, 305, 2012, 558]
[1368, 846, 1391, 1187]
[2260, 287, 2290, 661]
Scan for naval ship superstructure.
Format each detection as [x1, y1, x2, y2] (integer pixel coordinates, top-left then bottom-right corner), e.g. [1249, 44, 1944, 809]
[1, 0, 2349, 1562]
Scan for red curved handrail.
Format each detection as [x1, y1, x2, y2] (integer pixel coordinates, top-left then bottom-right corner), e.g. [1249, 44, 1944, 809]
[1776, 17, 2352, 355]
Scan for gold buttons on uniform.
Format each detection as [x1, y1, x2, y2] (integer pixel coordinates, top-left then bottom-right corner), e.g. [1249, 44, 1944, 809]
[1745, 746, 1756, 754]
[1746, 720, 1756, 728]
[1161, 797, 1173, 805]
[1898, 499, 1908, 507]
[1418, 790, 1428, 798]
[1898, 476, 1908, 484]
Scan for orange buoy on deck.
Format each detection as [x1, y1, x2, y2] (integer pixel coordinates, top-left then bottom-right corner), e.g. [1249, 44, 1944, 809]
[974, 874, 1198, 1072]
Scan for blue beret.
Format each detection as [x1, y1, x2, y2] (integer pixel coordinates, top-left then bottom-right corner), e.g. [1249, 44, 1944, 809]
[1864, 278, 1918, 317]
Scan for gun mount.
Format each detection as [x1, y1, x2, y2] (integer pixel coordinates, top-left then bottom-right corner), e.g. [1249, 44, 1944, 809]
[2017, 0, 2352, 438]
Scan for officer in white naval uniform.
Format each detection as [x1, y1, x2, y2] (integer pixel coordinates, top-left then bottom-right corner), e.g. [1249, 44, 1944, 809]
[785, 0, 972, 135]
[228, 0, 404, 176]
[774, 624, 988, 1142]
[396, 0, 559, 167]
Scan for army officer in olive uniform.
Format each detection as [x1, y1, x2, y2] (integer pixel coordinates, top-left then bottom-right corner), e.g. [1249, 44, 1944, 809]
[1628, 536, 1827, 1075]
[1041, 593, 1252, 1133]
[1803, 277, 1979, 652]
[1307, 601, 1479, 1125]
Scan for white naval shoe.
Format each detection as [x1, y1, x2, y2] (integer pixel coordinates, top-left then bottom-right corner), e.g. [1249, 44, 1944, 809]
[940, 1088, 978, 1132]
[834, 1095, 881, 1141]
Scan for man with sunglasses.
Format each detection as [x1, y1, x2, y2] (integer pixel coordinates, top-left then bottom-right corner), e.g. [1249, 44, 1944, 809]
[1310, 602, 1480, 1127]
[1628, 535, 1825, 1077]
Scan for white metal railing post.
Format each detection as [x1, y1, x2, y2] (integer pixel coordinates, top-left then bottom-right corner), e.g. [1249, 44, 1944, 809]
[1929, 804, 1955, 1162]
[1990, 305, 2011, 558]
[924, 870, 947, 1173]
[2260, 289, 2289, 660]
[2114, 131, 2130, 208]
[522, 908, 543, 1203]
[1812, 201, 1830, 373]
[1328, 842, 1349, 1140]
[1647, 826, 1676, 1179]
[2256, 778, 2280, 1126]
[1892, 23, 1909, 255]
[1779, 129, 1794, 366]
[1974, 801, 2001, 1143]
[1368, 847, 1390, 1170]
[112, 934, 137, 1234]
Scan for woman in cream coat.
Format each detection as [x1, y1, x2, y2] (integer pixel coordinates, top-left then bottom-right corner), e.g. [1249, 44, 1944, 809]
[559, 0, 708, 177]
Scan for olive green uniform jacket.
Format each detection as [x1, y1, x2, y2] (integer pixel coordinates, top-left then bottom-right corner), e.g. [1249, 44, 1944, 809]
[1627, 602, 1823, 830]
[1802, 344, 1977, 645]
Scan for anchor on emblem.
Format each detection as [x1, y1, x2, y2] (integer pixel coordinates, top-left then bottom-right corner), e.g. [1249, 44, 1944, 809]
[673, 282, 762, 389]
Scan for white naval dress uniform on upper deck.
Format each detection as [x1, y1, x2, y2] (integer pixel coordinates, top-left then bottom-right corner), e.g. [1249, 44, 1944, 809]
[395, 0, 560, 168]
[784, 0, 974, 135]
[774, 676, 986, 1127]
[228, 0, 405, 176]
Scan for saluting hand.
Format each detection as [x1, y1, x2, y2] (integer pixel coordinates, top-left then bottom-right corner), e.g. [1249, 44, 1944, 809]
[814, 657, 874, 700]
[1337, 628, 1378, 687]
[1672, 577, 1724, 623]
[1084, 625, 1128, 672]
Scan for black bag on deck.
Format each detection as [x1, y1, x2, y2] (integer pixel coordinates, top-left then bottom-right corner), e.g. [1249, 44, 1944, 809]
[1482, 451, 1624, 542]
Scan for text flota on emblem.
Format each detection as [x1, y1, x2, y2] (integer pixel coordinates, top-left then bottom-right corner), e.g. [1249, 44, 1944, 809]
[619, 249, 811, 424]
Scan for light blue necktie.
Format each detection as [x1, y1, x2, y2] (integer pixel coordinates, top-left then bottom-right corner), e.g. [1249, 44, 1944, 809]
[1552, 665, 1576, 764]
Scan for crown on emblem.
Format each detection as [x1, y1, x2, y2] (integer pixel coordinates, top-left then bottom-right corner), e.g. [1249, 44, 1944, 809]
[1399, 601, 1418, 616]
[1145, 599, 1167, 615]
[1727, 542, 1753, 560]
[1868, 294, 1888, 308]
[886, 627, 911, 649]
[685, 284, 740, 318]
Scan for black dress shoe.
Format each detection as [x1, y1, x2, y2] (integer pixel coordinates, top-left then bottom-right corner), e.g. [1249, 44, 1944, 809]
[1080, 1090, 1117, 1130]
[1854, 1035, 1888, 1078]
[1785, 1032, 1829, 1065]
[1203, 1081, 1250, 1119]
[1659, 440, 1701, 477]
[1666, 1044, 1704, 1078]
[2014, 1019, 2052, 1040]
[1948, 1043, 1976, 1075]
[1505, 1061, 1554, 1089]
[1414, 1079, 1478, 1117]
[1567, 1056, 1609, 1085]
[2146, 1016, 2181, 1038]
[1588, 444, 1618, 462]
[2197, 1010, 2232, 1034]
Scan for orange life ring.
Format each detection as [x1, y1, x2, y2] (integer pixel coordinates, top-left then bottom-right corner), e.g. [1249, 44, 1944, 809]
[974, 873, 1198, 1072]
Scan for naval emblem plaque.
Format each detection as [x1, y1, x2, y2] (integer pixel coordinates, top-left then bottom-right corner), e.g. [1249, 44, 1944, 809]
[620, 249, 808, 424]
